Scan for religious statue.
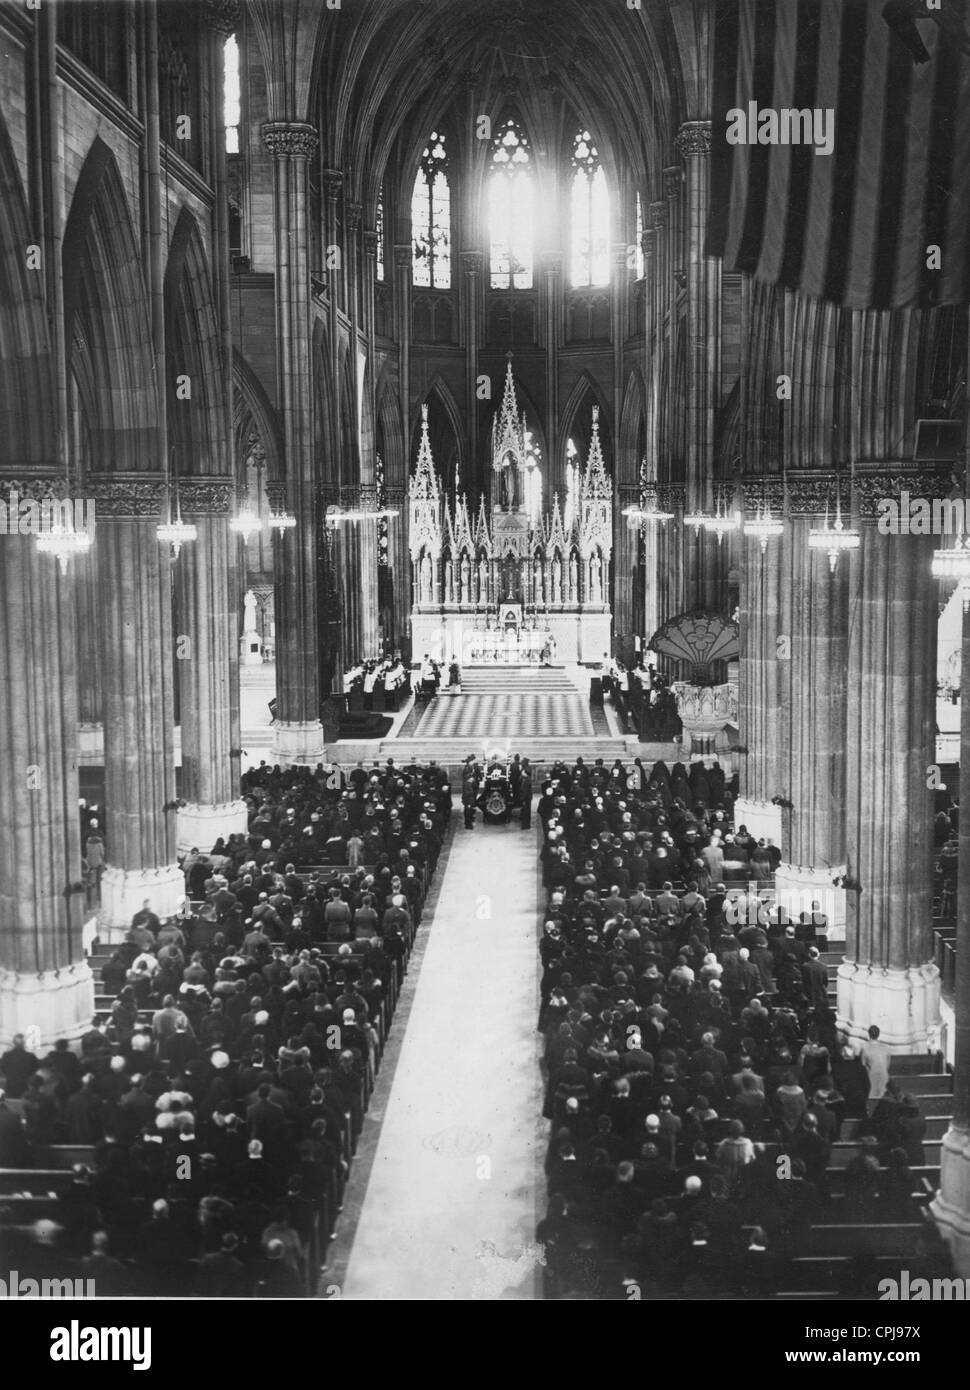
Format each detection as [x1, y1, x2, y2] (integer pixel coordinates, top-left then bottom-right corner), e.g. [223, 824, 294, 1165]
[460, 554, 470, 604]
[499, 453, 517, 511]
[533, 556, 543, 605]
[420, 552, 433, 603]
[569, 553, 578, 602]
[589, 552, 602, 603]
[444, 558, 454, 604]
[478, 556, 489, 603]
[552, 557, 562, 604]
[243, 589, 258, 634]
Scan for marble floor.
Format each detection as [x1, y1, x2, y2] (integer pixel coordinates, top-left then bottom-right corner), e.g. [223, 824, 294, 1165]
[337, 811, 545, 1300]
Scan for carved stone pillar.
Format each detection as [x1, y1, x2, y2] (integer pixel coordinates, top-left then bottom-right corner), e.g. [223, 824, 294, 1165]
[174, 480, 247, 854]
[677, 121, 721, 614]
[839, 472, 943, 1050]
[262, 121, 324, 762]
[0, 480, 94, 1044]
[462, 250, 484, 484]
[92, 480, 182, 940]
[735, 478, 786, 846]
[775, 488, 848, 940]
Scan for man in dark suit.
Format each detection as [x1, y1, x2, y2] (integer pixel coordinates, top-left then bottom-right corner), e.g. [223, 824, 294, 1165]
[801, 947, 829, 1010]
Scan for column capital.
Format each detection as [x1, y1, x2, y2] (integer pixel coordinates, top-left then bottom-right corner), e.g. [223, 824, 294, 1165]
[676, 120, 713, 158]
[199, 0, 241, 35]
[641, 227, 655, 259]
[0, 474, 70, 503]
[393, 243, 412, 269]
[322, 168, 344, 202]
[737, 474, 787, 514]
[362, 229, 380, 257]
[852, 463, 953, 520]
[539, 249, 564, 275]
[655, 483, 686, 512]
[663, 165, 683, 198]
[650, 201, 668, 230]
[265, 481, 288, 513]
[178, 478, 236, 515]
[345, 201, 362, 233]
[87, 476, 166, 517]
[461, 249, 484, 275]
[261, 122, 319, 161]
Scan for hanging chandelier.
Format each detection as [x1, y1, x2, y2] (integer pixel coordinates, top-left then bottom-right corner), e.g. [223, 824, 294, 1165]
[705, 498, 741, 545]
[743, 501, 784, 552]
[156, 448, 197, 557]
[269, 509, 297, 536]
[622, 502, 674, 523]
[35, 509, 93, 574]
[156, 515, 197, 558]
[229, 503, 264, 543]
[808, 494, 859, 572]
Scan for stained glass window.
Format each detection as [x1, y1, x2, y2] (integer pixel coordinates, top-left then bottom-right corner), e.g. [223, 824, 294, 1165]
[224, 35, 240, 154]
[570, 130, 610, 288]
[489, 118, 534, 290]
[376, 188, 385, 283]
[412, 132, 451, 289]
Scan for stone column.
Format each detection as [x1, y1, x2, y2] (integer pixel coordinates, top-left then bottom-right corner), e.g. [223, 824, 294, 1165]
[461, 250, 484, 488]
[0, 485, 94, 1045]
[774, 496, 848, 941]
[932, 578, 970, 1274]
[174, 482, 247, 854]
[540, 250, 563, 496]
[94, 484, 182, 940]
[839, 476, 942, 1050]
[735, 480, 785, 845]
[262, 122, 324, 762]
[677, 121, 721, 614]
[393, 244, 412, 449]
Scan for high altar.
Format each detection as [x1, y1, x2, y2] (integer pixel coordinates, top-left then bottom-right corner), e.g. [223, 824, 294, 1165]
[408, 361, 613, 665]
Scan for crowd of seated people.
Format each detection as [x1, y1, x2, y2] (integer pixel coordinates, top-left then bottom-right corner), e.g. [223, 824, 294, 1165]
[532, 755, 948, 1299]
[343, 653, 410, 712]
[0, 759, 450, 1298]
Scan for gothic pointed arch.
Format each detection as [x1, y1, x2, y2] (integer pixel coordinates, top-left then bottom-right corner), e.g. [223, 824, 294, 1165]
[376, 375, 406, 491]
[617, 369, 646, 486]
[63, 137, 157, 474]
[165, 207, 227, 476]
[560, 372, 612, 476]
[0, 110, 55, 469]
[232, 349, 283, 485]
[411, 375, 464, 494]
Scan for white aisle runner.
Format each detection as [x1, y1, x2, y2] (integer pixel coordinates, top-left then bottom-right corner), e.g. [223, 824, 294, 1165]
[341, 815, 542, 1300]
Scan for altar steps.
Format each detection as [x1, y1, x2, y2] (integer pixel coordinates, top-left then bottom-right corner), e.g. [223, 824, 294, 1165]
[459, 668, 578, 695]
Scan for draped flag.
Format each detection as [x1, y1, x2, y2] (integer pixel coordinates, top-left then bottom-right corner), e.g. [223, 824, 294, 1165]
[707, 0, 970, 309]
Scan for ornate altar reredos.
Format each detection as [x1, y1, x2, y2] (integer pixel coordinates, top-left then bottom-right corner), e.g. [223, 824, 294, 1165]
[408, 360, 613, 665]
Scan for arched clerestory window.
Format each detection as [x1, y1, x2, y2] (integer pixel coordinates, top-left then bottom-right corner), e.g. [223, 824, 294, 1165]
[489, 117, 534, 290]
[412, 132, 451, 289]
[570, 130, 610, 288]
